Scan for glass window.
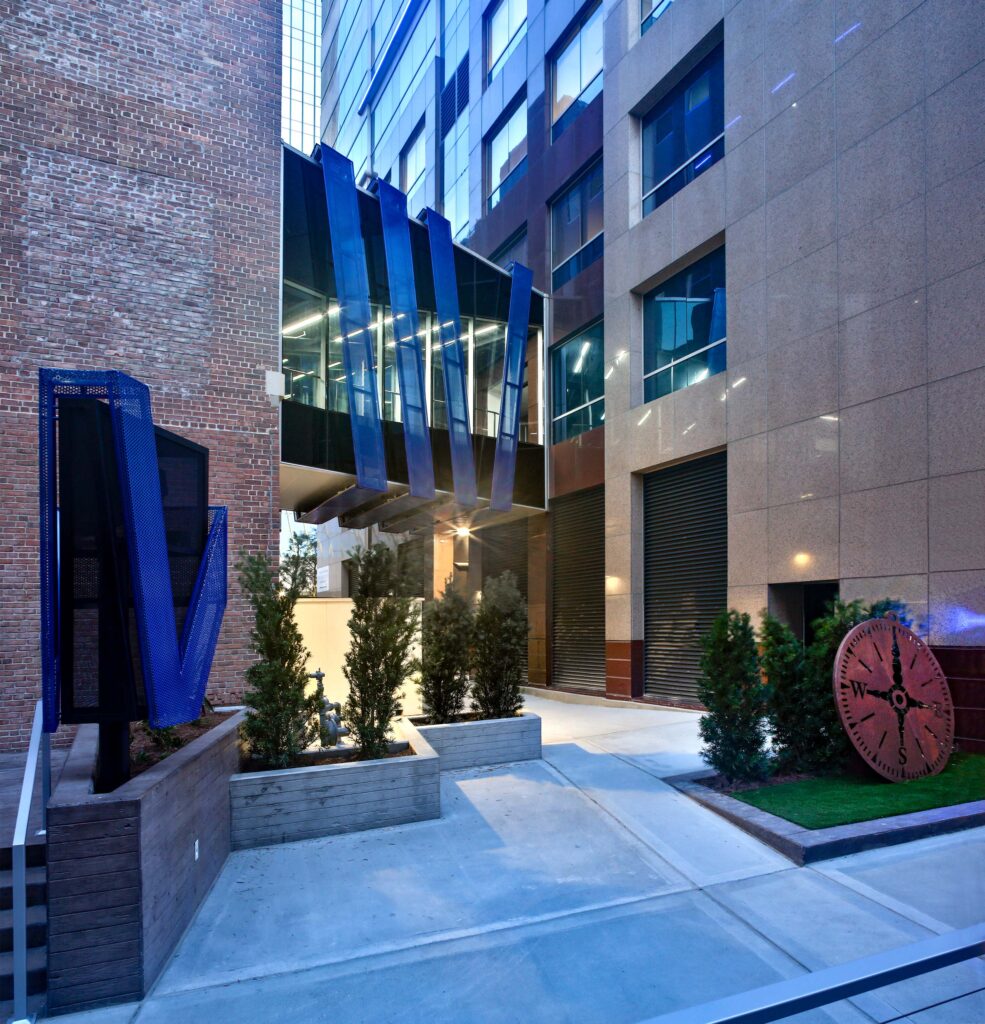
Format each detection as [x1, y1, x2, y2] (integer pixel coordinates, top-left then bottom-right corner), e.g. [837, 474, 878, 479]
[552, 321, 604, 442]
[487, 0, 526, 81]
[282, 283, 328, 409]
[642, 247, 726, 401]
[401, 123, 427, 216]
[552, 3, 603, 139]
[473, 320, 507, 437]
[442, 0, 469, 85]
[551, 160, 603, 289]
[442, 108, 470, 240]
[372, 2, 434, 159]
[486, 101, 528, 210]
[642, 44, 723, 216]
[641, 0, 673, 36]
[431, 315, 472, 429]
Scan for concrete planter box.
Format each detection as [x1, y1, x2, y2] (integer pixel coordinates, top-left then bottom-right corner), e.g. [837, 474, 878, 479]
[229, 719, 439, 850]
[46, 711, 244, 1015]
[411, 712, 541, 772]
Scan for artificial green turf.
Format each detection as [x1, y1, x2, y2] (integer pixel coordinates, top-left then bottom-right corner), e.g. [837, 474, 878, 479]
[732, 752, 985, 830]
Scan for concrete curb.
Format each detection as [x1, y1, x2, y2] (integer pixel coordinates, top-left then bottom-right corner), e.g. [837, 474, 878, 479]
[228, 719, 440, 850]
[411, 712, 541, 771]
[666, 770, 985, 865]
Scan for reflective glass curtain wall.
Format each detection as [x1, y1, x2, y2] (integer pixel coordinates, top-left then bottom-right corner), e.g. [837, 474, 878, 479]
[283, 288, 537, 443]
[372, 1, 435, 160]
[326, 0, 371, 180]
[441, 0, 470, 240]
[282, 0, 322, 153]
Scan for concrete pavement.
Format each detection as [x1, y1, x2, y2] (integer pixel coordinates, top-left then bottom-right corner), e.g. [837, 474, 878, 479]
[52, 693, 985, 1023]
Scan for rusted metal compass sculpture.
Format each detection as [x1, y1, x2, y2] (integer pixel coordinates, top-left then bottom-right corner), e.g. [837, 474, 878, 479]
[833, 613, 954, 781]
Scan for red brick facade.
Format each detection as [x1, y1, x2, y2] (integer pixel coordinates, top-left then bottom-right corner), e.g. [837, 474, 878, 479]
[0, 1, 283, 749]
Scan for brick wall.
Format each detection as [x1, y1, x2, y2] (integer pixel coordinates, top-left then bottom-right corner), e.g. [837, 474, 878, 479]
[0, 1, 282, 749]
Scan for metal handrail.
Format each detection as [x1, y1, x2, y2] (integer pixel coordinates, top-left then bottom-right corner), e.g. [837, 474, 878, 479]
[9, 699, 50, 1024]
[641, 923, 985, 1024]
[642, 132, 725, 207]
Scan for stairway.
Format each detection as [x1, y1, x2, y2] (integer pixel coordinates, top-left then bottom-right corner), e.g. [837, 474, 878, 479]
[0, 838, 47, 1019]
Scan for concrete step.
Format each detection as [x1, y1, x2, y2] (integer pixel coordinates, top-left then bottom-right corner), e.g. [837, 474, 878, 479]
[0, 904, 47, 953]
[0, 867, 47, 911]
[0, 992, 46, 1021]
[0, 945, 47, 999]
[0, 841, 47, 872]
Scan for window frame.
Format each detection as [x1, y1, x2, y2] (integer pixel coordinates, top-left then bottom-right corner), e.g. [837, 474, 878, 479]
[486, 0, 527, 82]
[641, 0, 674, 36]
[640, 247, 727, 402]
[485, 98, 529, 212]
[400, 121, 427, 208]
[551, 320, 605, 443]
[551, 158, 604, 290]
[550, 1, 603, 140]
[640, 43, 724, 218]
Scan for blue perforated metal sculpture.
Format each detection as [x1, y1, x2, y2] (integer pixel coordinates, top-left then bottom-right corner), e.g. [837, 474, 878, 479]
[39, 369, 227, 784]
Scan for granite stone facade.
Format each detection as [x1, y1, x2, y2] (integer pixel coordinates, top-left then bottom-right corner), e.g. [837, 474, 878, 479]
[602, 0, 985, 695]
[0, 1, 283, 748]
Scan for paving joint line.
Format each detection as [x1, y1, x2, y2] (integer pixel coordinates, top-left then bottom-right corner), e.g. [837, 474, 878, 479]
[141, 887, 688, 1005]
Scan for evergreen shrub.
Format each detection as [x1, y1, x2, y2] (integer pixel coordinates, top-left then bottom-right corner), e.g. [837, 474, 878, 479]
[238, 550, 323, 769]
[471, 571, 527, 720]
[419, 582, 474, 724]
[343, 544, 419, 759]
[697, 609, 769, 782]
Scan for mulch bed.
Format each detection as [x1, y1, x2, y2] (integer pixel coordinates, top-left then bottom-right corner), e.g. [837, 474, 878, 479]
[699, 771, 818, 795]
[130, 711, 233, 777]
[239, 743, 415, 773]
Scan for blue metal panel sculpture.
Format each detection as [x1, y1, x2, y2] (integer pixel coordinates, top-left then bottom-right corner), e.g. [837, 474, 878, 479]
[375, 179, 436, 499]
[319, 145, 388, 493]
[425, 208, 478, 507]
[39, 368, 227, 731]
[490, 262, 533, 511]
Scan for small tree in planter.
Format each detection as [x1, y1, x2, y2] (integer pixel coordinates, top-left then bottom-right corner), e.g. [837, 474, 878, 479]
[759, 612, 806, 772]
[281, 529, 317, 596]
[420, 582, 474, 723]
[471, 571, 526, 720]
[698, 609, 769, 782]
[343, 544, 419, 759]
[237, 552, 323, 769]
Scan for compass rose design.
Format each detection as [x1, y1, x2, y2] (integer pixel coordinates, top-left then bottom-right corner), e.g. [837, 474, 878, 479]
[833, 612, 954, 782]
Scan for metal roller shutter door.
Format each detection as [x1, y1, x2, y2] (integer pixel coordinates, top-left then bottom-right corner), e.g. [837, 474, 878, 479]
[551, 485, 606, 691]
[643, 452, 727, 703]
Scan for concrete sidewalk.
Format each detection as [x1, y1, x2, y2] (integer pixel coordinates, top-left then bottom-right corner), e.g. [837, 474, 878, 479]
[54, 694, 985, 1023]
